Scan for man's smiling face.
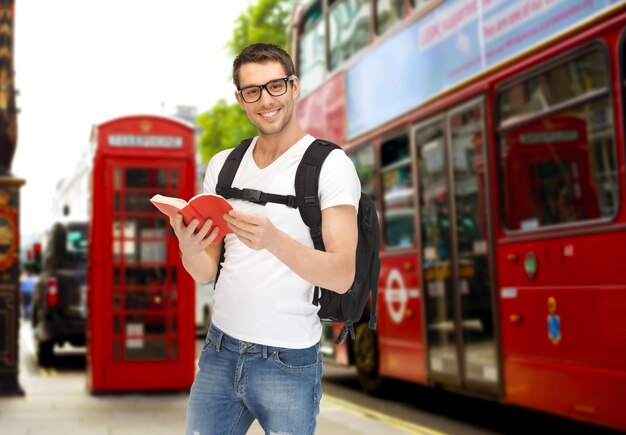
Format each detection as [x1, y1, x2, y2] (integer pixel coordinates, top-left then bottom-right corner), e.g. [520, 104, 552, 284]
[235, 61, 299, 138]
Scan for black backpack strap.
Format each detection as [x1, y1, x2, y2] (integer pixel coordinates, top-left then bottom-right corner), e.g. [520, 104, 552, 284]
[215, 138, 254, 196]
[295, 139, 340, 304]
[295, 139, 341, 244]
[219, 187, 297, 208]
[214, 138, 253, 288]
[369, 257, 381, 330]
[335, 322, 356, 345]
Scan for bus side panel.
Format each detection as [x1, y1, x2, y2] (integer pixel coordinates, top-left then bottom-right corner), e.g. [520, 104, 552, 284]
[504, 357, 626, 431]
[498, 231, 626, 431]
[498, 233, 626, 369]
[296, 73, 346, 146]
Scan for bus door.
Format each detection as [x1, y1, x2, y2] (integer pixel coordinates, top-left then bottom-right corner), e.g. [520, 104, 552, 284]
[376, 133, 425, 385]
[99, 159, 194, 390]
[414, 99, 499, 395]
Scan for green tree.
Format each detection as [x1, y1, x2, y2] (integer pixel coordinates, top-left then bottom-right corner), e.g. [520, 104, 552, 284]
[197, 0, 296, 163]
[227, 0, 295, 57]
[196, 99, 257, 164]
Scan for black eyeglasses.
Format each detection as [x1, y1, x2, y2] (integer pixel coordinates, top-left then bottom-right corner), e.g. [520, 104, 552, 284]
[237, 75, 295, 103]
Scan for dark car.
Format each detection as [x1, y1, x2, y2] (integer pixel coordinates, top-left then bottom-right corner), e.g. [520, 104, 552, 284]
[31, 221, 88, 365]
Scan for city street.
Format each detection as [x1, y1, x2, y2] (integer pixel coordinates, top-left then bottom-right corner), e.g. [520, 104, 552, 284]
[0, 320, 459, 435]
[1, 321, 620, 435]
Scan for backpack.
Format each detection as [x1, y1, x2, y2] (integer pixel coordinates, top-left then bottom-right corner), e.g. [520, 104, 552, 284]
[215, 138, 381, 344]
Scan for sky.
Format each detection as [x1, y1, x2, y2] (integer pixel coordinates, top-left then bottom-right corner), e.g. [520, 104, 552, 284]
[12, 0, 249, 239]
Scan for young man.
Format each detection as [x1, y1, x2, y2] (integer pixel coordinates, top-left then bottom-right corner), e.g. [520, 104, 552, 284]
[173, 43, 360, 435]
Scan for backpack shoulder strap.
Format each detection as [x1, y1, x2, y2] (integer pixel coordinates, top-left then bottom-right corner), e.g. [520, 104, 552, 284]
[296, 139, 341, 306]
[216, 138, 253, 195]
[295, 139, 341, 251]
[214, 138, 252, 289]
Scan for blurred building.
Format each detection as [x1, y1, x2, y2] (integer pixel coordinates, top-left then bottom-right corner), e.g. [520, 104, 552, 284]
[170, 105, 206, 195]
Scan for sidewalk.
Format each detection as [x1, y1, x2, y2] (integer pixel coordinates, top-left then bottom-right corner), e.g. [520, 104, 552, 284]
[0, 323, 438, 435]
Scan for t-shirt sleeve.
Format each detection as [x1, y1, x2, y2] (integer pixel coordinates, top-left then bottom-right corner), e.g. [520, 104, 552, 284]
[318, 149, 361, 211]
[202, 149, 233, 195]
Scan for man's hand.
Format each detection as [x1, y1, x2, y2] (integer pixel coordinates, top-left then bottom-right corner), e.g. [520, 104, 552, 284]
[170, 214, 220, 257]
[223, 209, 278, 251]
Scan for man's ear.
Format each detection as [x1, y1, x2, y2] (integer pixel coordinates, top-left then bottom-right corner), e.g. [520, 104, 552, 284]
[291, 76, 300, 100]
[234, 91, 245, 109]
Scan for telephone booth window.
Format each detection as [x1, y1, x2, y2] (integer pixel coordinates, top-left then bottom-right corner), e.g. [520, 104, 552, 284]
[111, 166, 179, 361]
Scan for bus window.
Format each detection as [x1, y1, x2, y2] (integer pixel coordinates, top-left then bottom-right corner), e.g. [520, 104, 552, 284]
[299, 1, 325, 95]
[348, 144, 377, 202]
[381, 134, 414, 248]
[450, 106, 487, 255]
[376, 0, 405, 35]
[416, 120, 449, 260]
[499, 50, 608, 125]
[329, 0, 371, 71]
[497, 48, 618, 231]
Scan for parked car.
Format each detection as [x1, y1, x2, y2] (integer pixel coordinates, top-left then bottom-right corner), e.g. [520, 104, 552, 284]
[31, 221, 88, 365]
[195, 280, 214, 337]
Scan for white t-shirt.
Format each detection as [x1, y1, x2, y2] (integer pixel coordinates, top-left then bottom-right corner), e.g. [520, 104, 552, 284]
[203, 134, 361, 348]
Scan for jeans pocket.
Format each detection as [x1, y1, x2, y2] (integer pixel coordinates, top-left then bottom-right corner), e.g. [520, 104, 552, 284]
[201, 335, 216, 353]
[272, 345, 319, 374]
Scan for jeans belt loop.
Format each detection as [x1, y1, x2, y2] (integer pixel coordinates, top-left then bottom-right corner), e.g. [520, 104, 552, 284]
[215, 330, 223, 352]
[262, 345, 268, 359]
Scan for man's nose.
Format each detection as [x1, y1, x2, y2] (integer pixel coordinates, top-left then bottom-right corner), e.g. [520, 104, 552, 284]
[258, 87, 275, 105]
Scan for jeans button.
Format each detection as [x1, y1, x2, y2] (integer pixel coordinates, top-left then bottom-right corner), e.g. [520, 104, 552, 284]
[240, 342, 247, 350]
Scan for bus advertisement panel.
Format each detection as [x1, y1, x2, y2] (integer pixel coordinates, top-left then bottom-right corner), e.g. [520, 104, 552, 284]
[346, 0, 622, 138]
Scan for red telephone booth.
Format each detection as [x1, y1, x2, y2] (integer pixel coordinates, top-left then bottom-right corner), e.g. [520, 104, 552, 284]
[86, 115, 196, 392]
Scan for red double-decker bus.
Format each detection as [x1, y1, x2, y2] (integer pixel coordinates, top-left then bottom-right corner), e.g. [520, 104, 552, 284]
[290, 0, 626, 430]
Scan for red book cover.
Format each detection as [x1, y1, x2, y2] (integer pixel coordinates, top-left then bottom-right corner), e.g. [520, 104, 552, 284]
[149, 193, 233, 241]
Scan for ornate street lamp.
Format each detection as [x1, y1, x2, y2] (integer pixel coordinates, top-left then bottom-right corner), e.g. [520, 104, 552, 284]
[0, 0, 24, 397]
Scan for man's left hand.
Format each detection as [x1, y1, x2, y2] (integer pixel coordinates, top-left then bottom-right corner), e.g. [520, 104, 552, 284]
[223, 209, 278, 251]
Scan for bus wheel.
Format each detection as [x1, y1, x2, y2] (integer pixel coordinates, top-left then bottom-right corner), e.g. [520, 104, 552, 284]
[353, 322, 384, 394]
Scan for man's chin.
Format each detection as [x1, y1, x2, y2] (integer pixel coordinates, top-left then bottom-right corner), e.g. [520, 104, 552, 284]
[257, 124, 285, 137]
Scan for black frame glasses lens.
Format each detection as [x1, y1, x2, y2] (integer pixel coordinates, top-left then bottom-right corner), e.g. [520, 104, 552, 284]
[239, 76, 294, 103]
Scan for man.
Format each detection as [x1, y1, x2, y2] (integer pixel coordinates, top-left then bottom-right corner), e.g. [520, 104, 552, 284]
[20, 268, 36, 319]
[173, 43, 360, 434]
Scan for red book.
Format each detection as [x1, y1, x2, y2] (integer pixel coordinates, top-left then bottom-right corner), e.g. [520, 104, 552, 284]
[149, 193, 233, 241]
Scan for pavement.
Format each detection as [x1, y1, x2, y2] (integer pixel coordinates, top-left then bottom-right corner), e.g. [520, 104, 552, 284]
[0, 321, 442, 435]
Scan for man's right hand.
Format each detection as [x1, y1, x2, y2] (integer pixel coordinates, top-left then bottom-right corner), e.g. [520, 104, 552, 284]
[170, 214, 220, 258]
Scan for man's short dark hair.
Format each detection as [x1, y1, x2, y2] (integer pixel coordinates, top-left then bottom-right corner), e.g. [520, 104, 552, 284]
[233, 43, 296, 89]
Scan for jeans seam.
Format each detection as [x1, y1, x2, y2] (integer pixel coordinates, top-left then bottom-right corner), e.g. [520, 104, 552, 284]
[228, 400, 248, 435]
[241, 355, 250, 396]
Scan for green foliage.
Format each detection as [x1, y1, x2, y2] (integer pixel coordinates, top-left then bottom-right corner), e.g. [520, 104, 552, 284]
[196, 99, 257, 163]
[227, 0, 295, 58]
[196, 0, 296, 163]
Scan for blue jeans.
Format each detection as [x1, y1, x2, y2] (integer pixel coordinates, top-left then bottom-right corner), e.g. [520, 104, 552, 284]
[186, 324, 323, 435]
